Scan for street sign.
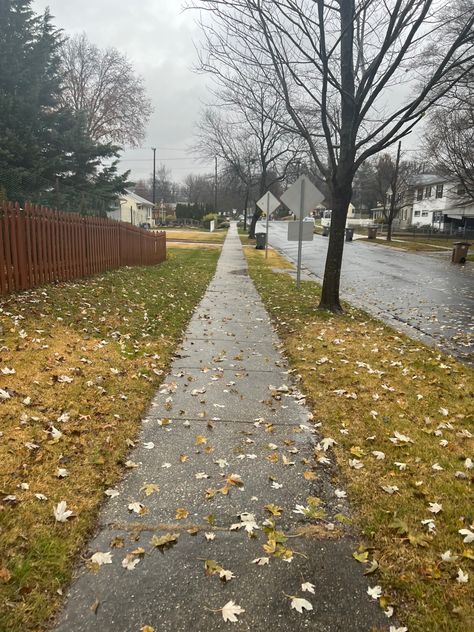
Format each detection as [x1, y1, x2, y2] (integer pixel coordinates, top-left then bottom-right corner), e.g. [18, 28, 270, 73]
[256, 191, 280, 215]
[288, 221, 314, 242]
[280, 175, 324, 219]
[257, 191, 281, 259]
[281, 176, 322, 288]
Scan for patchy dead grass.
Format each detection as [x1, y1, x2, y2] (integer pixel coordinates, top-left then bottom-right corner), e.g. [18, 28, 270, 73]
[244, 247, 474, 632]
[241, 245, 294, 270]
[164, 229, 227, 243]
[164, 242, 221, 250]
[0, 246, 219, 632]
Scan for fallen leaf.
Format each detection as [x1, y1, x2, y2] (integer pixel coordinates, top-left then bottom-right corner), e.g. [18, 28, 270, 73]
[290, 596, 313, 613]
[221, 600, 245, 623]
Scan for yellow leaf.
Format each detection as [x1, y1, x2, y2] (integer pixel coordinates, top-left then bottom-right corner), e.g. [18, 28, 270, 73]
[303, 470, 317, 481]
[352, 551, 369, 564]
[140, 483, 160, 496]
[196, 435, 207, 445]
[175, 508, 189, 520]
[265, 503, 283, 516]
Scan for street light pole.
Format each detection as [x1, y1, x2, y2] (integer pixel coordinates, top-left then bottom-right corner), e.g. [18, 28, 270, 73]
[214, 156, 218, 213]
[152, 147, 157, 206]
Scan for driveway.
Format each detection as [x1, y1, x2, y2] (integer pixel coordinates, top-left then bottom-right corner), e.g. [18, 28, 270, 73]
[260, 222, 474, 364]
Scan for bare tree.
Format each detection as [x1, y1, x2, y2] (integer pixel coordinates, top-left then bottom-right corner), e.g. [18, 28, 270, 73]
[190, 0, 474, 311]
[60, 34, 152, 147]
[424, 98, 474, 199]
[194, 78, 303, 236]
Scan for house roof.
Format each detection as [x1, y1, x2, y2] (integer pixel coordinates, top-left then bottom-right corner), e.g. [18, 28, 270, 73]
[407, 174, 450, 187]
[122, 188, 154, 207]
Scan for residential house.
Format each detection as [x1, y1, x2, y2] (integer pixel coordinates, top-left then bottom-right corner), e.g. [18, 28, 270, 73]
[107, 189, 155, 227]
[384, 174, 474, 230]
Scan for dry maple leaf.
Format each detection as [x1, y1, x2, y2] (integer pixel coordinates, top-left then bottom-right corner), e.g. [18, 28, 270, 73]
[290, 597, 313, 613]
[221, 600, 245, 622]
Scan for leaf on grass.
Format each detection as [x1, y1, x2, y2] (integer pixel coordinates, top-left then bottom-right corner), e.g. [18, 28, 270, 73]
[364, 560, 379, 575]
[407, 532, 432, 548]
[54, 501, 74, 522]
[0, 567, 12, 583]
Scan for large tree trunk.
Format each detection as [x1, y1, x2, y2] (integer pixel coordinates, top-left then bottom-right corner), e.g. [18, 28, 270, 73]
[248, 206, 263, 239]
[387, 217, 393, 241]
[318, 186, 351, 312]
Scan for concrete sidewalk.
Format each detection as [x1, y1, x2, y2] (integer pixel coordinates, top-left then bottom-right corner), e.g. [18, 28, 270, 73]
[55, 225, 388, 631]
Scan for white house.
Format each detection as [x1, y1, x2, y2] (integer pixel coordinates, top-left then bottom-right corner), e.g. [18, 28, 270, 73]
[107, 189, 155, 227]
[386, 174, 474, 230]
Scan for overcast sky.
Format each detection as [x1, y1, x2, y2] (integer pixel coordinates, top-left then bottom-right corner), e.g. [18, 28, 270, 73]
[33, 0, 213, 184]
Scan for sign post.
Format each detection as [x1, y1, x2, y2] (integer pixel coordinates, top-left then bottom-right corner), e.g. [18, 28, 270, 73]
[281, 175, 324, 289]
[256, 191, 280, 258]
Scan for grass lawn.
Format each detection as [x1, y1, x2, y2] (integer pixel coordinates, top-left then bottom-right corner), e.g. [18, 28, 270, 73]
[164, 229, 227, 243]
[244, 247, 474, 632]
[358, 234, 473, 255]
[0, 246, 220, 631]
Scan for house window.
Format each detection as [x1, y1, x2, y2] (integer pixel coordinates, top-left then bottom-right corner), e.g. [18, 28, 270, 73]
[421, 211, 429, 217]
[414, 210, 421, 217]
[417, 188, 423, 201]
[425, 186, 432, 198]
[457, 184, 466, 196]
[436, 184, 444, 198]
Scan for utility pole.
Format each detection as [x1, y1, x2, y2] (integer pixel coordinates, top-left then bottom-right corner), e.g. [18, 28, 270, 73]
[388, 141, 402, 242]
[152, 147, 157, 206]
[214, 156, 218, 214]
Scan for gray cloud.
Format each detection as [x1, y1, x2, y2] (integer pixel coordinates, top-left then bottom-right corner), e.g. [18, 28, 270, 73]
[34, 0, 213, 183]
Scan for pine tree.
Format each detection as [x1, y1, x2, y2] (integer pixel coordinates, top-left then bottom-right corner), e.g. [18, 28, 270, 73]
[0, 1, 63, 199]
[0, 0, 131, 213]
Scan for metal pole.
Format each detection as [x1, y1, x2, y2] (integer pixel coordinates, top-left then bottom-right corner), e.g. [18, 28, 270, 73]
[296, 178, 305, 288]
[265, 192, 270, 258]
[152, 148, 156, 205]
[214, 156, 218, 213]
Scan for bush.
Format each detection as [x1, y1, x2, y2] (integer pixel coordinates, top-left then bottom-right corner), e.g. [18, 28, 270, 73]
[202, 213, 218, 229]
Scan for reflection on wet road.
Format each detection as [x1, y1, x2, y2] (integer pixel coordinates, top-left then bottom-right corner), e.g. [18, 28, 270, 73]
[261, 222, 474, 364]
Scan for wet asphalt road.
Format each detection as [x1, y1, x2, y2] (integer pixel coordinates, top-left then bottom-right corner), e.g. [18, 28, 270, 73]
[260, 221, 474, 364]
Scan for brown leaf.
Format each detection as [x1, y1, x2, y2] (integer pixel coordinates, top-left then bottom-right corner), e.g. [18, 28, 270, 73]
[175, 508, 189, 520]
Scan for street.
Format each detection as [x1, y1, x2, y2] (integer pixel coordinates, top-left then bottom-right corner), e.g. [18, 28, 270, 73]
[260, 221, 474, 364]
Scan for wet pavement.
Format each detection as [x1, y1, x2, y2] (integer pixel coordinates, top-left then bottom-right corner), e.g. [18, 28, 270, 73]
[261, 222, 474, 364]
[54, 224, 389, 632]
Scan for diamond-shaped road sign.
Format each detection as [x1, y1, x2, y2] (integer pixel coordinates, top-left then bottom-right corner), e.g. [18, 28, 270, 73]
[280, 175, 324, 219]
[256, 191, 280, 215]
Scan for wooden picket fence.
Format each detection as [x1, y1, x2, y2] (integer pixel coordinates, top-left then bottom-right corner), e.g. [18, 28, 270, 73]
[0, 201, 166, 296]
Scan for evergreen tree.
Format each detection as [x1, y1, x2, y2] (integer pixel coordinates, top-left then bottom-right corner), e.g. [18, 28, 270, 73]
[0, 0, 131, 213]
[0, 1, 63, 199]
